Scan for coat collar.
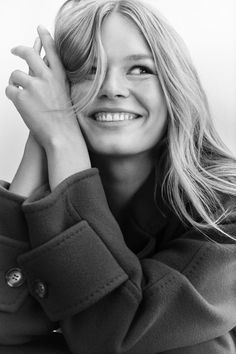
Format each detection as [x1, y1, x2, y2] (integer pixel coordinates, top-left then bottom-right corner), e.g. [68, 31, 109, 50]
[128, 166, 169, 235]
[121, 166, 187, 255]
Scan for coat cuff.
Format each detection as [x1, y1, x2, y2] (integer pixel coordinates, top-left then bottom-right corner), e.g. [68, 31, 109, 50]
[18, 220, 128, 321]
[22, 169, 97, 247]
[0, 181, 31, 312]
[0, 181, 28, 242]
[18, 169, 132, 320]
[0, 235, 29, 313]
[22, 168, 122, 248]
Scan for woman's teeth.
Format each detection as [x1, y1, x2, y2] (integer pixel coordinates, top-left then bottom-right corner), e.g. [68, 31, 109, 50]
[94, 112, 139, 122]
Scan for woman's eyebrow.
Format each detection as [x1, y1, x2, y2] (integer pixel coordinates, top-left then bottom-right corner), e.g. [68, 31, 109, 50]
[92, 54, 153, 64]
[92, 54, 154, 67]
[125, 54, 154, 61]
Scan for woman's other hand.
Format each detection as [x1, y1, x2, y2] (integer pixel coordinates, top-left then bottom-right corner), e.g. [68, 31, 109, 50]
[6, 25, 76, 148]
[9, 37, 48, 197]
[6, 26, 91, 190]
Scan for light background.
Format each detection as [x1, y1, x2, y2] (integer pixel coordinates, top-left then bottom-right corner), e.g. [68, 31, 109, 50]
[0, 0, 235, 181]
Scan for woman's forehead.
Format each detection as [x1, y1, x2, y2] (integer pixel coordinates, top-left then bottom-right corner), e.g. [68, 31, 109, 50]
[100, 12, 153, 60]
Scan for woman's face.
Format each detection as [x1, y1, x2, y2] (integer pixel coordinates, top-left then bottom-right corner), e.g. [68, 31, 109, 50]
[71, 12, 168, 157]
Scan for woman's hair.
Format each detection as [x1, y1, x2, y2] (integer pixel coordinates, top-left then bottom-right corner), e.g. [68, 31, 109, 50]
[54, 0, 236, 240]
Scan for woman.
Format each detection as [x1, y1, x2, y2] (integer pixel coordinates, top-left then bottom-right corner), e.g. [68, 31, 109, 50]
[0, 0, 236, 353]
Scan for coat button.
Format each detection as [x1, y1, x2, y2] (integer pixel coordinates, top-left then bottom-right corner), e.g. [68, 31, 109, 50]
[5, 268, 25, 288]
[34, 280, 47, 299]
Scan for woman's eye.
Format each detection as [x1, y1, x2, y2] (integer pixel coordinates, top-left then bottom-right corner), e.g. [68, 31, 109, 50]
[85, 66, 97, 79]
[90, 66, 97, 75]
[129, 66, 153, 75]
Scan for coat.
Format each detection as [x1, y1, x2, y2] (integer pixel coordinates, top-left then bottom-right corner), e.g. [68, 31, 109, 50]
[0, 167, 236, 353]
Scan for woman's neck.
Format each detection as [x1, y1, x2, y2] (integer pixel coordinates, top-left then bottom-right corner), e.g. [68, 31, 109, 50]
[90, 152, 154, 222]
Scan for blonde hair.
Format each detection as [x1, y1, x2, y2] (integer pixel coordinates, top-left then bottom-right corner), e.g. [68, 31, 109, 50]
[54, 0, 236, 240]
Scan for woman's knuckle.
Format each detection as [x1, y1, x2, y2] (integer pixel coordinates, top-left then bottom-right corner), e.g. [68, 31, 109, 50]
[9, 71, 14, 80]
[12, 69, 19, 78]
[5, 85, 11, 98]
[15, 89, 23, 102]
[9, 73, 14, 85]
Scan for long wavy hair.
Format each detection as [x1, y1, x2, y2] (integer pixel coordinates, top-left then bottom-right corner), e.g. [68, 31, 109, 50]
[54, 0, 236, 240]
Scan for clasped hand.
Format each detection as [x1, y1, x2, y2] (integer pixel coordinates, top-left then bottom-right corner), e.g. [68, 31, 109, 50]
[6, 25, 80, 150]
[6, 25, 91, 193]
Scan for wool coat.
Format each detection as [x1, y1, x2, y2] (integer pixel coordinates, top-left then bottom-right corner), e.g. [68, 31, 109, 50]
[0, 167, 236, 354]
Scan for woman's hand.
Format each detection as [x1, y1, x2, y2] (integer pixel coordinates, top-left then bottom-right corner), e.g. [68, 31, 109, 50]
[5, 25, 77, 148]
[9, 37, 48, 197]
[6, 26, 91, 190]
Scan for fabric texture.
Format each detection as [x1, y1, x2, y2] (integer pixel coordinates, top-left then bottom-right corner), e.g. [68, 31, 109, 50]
[0, 168, 236, 353]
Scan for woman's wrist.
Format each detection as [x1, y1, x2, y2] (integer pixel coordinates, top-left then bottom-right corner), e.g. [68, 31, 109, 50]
[9, 134, 48, 197]
[9, 159, 46, 198]
[45, 136, 91, 191]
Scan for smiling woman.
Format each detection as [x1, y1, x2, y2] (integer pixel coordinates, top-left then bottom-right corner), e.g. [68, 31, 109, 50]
[0, 0, 236, 353]
[71, 12, 167, 157]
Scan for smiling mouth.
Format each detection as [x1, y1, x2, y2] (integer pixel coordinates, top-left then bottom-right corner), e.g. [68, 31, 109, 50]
[91, 112, 141, 122]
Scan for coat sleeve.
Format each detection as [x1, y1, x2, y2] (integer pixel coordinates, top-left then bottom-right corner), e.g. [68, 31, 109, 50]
[0, 181, 55, 345]
[17, 168, 236, 353]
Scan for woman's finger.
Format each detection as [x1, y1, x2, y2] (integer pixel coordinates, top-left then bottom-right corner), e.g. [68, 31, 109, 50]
[9, 69, 29, 89]
[37, 25, 64, 75]
[29, 37, 43, 76]
[11, 45, 46, 77]
[33, 36, 42, 55]
[5, 84, 20, 101]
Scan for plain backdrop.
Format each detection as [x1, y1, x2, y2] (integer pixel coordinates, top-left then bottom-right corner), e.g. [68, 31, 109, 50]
[0, 0, 235, 181]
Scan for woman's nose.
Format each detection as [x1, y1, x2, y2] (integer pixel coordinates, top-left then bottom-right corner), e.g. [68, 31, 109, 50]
[98, 70, 129, 99]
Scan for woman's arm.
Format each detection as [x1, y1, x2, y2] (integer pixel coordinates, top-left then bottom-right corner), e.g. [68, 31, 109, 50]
[0, 37, 54, 345]
[8, 37, 48, 198]
[0, 178, 54, 345]
[9, 133, 47, 197]
[6, 26, 91, 192]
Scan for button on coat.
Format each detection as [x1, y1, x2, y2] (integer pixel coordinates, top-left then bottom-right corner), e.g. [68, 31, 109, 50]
[5, 267, 25, 288]
[34, 280, 47, 299]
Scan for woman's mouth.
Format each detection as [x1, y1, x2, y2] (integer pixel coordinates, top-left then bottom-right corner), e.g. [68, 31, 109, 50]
[91, 112, 141, 122]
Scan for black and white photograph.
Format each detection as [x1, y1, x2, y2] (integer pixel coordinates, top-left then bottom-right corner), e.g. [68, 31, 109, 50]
[0, 0, 236, 353]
